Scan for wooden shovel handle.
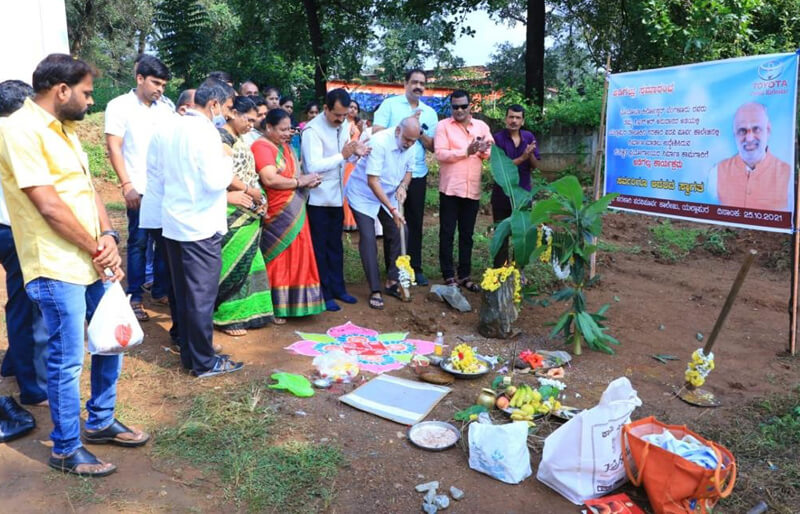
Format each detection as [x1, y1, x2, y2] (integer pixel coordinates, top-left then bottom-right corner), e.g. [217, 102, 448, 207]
[703, 249, 757, 355]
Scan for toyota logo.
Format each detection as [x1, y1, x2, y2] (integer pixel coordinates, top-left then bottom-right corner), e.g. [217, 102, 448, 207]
[758, 60, 785, 81]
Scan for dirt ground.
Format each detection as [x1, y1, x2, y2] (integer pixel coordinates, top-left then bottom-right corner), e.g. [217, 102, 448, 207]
[0, 178, 798, 513]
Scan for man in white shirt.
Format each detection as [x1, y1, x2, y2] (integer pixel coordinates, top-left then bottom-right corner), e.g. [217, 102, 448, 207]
[372, 69, 438, 286]
[0, 80, 48, 407]
[345, 117, 419, 310]
[146, 78, 243, 378]
[301, 88, 368, 311]
[105, 55, 174, 322]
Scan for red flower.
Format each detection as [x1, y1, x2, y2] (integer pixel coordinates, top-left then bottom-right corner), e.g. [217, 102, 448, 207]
[519, 350, 544, 369]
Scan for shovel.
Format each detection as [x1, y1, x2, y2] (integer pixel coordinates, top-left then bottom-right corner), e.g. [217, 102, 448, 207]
[676, 249, 757, 407]
[395, 203, 413, 302]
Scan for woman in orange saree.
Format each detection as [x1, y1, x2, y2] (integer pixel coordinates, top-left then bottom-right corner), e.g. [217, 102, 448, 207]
[252, 109, 325, 319]
[342, 100, 361, 231]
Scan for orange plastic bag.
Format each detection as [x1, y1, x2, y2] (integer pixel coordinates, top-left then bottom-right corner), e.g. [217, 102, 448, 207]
[621, 417, 736, 514]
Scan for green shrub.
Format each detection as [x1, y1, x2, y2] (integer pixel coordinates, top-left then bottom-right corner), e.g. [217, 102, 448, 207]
[650, 220, 704, 262]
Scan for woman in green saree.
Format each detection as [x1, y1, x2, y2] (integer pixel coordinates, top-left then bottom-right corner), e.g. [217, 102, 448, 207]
[213, 96, 277, 335]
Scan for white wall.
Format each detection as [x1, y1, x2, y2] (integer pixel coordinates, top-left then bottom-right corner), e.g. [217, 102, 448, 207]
[0, 0, 69, 83]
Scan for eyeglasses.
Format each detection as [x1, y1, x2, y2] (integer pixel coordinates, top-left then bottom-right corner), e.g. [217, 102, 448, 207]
[451, 104, 469, 111]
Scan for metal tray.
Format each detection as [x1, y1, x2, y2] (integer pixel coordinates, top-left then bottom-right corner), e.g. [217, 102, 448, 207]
[440, 356, 491, 379]
[407, 421, 461, 451]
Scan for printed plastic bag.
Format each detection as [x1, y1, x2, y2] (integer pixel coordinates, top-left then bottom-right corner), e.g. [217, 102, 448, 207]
[537, 377, 642, 504]
[87, 281, 144, 355]
[312, 350, 359, 383]
[468, 419, 532, 484]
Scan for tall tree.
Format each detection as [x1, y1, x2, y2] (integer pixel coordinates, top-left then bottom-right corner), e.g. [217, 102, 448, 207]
[526, 0, 545, 108]
[154, 0, 210, 83]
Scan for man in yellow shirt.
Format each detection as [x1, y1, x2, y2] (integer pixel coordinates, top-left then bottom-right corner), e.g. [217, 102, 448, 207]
[0, 54, 147, 477]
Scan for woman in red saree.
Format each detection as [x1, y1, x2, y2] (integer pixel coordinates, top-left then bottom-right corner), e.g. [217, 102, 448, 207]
[252, 109, 325, 319]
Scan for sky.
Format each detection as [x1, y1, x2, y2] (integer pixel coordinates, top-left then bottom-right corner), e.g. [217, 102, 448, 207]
[451, 10, 527, 66]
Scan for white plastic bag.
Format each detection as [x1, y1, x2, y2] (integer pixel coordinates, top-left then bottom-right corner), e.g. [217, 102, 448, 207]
[537, 377, 642, 504]
[468, 419, 532, 484]
[87, 281, 144, 355]
[312, 350, 359, 383]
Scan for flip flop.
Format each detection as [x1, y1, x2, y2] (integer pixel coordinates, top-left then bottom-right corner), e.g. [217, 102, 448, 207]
[384, 283, 402, 300]
[48, 447, 117, 477]
[83, 419, 150, 447]
[369, 293, 384, 310]
[458, 277, 480, 292]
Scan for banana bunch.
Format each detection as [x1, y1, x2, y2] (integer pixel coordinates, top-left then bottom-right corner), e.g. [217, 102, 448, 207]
[509, 384, 542, 408]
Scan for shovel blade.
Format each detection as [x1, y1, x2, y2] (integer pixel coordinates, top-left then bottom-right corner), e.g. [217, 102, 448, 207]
[675, 385, 721, 408]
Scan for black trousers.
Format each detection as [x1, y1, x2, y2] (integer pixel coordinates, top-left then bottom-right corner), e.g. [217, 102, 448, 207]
[403, 175, 427, 274]
[147, 229, 180, 343]
[353, 207, 403, 293]
[491, 203, 513, 268]
[438, 192, 480, 280]
[163, 234, 222, 373]
[307, 205, 346, 301]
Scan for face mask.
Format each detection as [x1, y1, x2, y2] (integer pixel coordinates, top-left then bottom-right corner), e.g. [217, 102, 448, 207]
[212, 104, 226, 128]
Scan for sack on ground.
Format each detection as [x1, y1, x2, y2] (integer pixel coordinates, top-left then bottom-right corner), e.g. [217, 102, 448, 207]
[537, 377, 642, 504]
[87, 281, 144, 355]
[622, 416, 736, 514]
[468, 419, 532, 484]
[478, 276, 518, 339]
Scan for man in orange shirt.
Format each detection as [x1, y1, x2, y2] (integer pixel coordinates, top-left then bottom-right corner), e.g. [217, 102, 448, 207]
[711, 102, 792, 211]
[434, 89, 493, 291]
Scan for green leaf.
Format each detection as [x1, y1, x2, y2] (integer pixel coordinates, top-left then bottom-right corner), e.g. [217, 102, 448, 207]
[551, 287, 575, 302]
[550, 175, 584, 209]
[596, 304, 610, 316]
[530, 198, 565, 225]
[583, 193, 619, 219]
[454, 405, 488, 421]
[549, 311, 572, 338]
[575, 311, 598, 344]
[490, 148, 521, 209]
[295, 332, 335, 343]
[510, 210, 537, 267]
[490, 218, 512, 260]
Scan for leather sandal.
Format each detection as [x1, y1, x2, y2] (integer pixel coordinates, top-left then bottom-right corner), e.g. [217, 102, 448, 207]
[368, 292, 384, 310]
[458, 277, 480, 292]
[83, 419, 150, 447]
[48, 447, 117, 477]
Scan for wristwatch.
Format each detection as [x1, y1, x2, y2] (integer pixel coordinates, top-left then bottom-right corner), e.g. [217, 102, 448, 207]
[101, 229, 120, 245]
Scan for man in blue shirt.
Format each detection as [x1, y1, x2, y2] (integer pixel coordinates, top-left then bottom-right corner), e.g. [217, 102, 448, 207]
[373, 69, 438, 286]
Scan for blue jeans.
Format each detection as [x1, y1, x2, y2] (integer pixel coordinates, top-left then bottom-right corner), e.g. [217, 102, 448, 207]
[0, 224, 48, 404]
[127, 206, 169, 302]
[25, 278, 123, 456]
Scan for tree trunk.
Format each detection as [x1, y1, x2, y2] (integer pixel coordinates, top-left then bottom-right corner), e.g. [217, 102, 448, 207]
[525, 0, 545, 110]
[302, 0, 327, 100]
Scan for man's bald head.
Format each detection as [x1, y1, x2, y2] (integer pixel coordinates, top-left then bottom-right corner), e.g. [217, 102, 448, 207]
[733, 102, 770, 167]
[395, 116, 421, 151]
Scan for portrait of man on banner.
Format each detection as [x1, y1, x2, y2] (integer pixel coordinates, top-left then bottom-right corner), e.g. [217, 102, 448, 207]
[708, 101, 792, 211]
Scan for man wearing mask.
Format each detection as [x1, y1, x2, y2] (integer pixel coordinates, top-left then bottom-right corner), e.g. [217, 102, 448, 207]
[434, 89, 493, 292]
[301, 88, 367, 311]
[372, 69, 438, 286]
[148, 78, 244, 378]
[105, 54, 174, 322]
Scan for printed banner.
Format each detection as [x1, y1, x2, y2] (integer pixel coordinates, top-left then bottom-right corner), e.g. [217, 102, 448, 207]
[604, 53, 798, 233]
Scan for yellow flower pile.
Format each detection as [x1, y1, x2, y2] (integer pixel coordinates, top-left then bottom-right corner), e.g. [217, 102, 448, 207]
[537, 225, 553, 264]
[685, 348, 715, 387]
[396, 255, 415, 285]
[450, 343, 485, 373]
[480, 265, 522, 304]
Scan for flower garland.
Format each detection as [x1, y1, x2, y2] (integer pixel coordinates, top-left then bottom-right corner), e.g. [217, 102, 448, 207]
[537, 225, 553, 264]
[396, 255, 415, 286]
[480, 265, 522, 304]
[684, 348, 715, 387]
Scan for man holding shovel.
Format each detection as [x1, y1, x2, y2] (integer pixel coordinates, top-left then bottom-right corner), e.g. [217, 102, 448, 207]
[345, 116, 420, 309]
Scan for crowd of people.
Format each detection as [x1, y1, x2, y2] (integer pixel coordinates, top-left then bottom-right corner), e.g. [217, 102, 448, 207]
[0, 53, 539, 476]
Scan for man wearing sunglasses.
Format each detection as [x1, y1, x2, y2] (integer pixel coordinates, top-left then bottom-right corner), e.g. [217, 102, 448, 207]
[434, 89, 493, 292]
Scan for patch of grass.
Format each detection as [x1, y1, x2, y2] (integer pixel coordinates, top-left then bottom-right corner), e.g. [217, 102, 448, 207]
[425, 187, 439, 209]
[83, 141, 116, 181]
[598, 240, 642, 255]
[64, 477, 105, 506]
[153, 384, 344, 512]
[764, 239, 791, 272]
[105, 201, 126, 212]
[701, 228, 736, 256]
[342, 232, 363, 284]
[692, 387, 800, 513]
[649, 220, 704, 262]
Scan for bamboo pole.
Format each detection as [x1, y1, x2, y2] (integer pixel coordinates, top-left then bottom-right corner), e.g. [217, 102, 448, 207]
[590, 56, 612, 279]
[790, 145, 800, 355]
